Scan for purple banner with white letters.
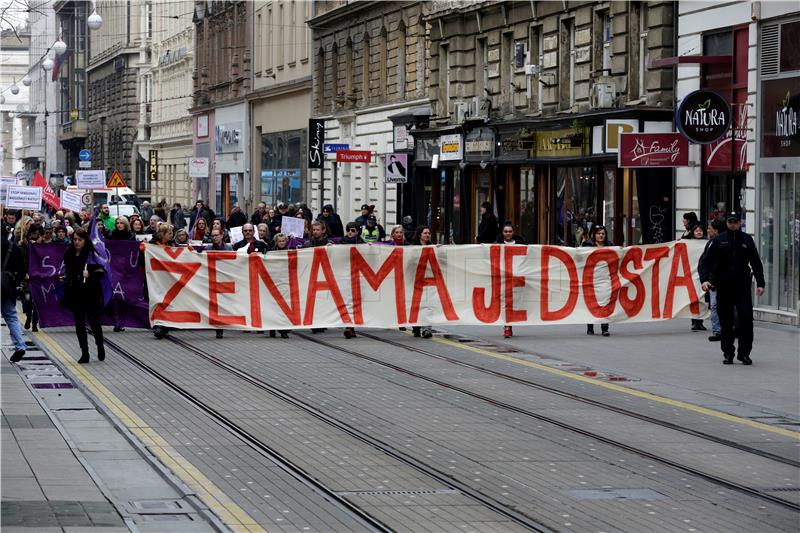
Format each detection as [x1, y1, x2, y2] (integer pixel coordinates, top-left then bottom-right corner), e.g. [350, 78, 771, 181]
[27, 242, 150, 329]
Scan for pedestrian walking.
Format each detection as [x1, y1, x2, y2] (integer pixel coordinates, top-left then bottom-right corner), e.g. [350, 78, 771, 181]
[495, 223, 527, 338]
[703, 218, 726, 342]
[150, 224, 175, 339]
[686, 222, 708, 332]
[699, 211, 765, 365]
[582, 225, 613, 336]
[206, 228, 233, 339]
[307, 221, 330, 334]
[227, 204, 248, 228]
[411, 226, 435, 339]
[267, 233, 291, 339]
[61, 228, 106, 364]
[2, 226, 27, 362]
[20, 224, 41, 332]
[140, 201, 154, 224]
[169, 203, 186, 230]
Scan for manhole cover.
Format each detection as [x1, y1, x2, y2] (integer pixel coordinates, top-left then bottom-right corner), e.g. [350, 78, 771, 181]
[128, 500, 188, 514]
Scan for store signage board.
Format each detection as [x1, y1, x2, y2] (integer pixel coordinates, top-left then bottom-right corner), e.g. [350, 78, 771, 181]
[336, 150, 372, 163]
[676, 90, 731, 144]
[308, 119, 325, 169]
[761, 79, 800, 158]
[618, 133, 689, 168]
[59, 189, 83, 212]
[188, 157, 210, 178]
[76, 170, 107, 189]
[6, 185, 42, 210]
[439, 134, 463, 161]
[323, 143, 349, 154]
[385, 153, 408, 183]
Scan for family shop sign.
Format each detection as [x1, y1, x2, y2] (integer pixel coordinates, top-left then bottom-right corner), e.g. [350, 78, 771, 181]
[618, 133, 689, 168]
[676, 90, 731, 144]
[145, 242, 707, 330]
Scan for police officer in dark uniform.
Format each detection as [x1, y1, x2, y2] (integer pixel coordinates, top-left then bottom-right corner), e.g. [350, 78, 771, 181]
[698, 211, 765, 365]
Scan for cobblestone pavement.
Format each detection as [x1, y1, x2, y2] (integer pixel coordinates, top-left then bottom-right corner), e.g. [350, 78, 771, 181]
[14, 325, 798, 533]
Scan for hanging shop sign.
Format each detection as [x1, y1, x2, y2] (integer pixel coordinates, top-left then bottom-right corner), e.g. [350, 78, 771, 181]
[323, 143, 349, 154]
[605, 120, 639, 153]
[336, 150, 372, 163]
[439, 134, 463, 161]
[761, 78, 800, 158]
[188, 157, 210, 178]
[393, 124, 413, 151]
[308, 118, 325, 169]
[214, 122, 243, 153]
[148, 150, 159, 181]
[676, 90, 731, 144]
[385, 153, 408, 183]
[618, 133, 689, 167]
[535, 128, 587, 158]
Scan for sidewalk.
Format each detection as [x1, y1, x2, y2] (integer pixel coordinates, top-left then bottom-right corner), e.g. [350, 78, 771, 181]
[1, 322, 219, 532]
[439, 319, 800, 425]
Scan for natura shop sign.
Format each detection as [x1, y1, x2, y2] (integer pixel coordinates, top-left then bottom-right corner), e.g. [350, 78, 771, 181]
[762, 78, 800, 158]
[618, 133, 689, 168]
[676, 90, 731, 144]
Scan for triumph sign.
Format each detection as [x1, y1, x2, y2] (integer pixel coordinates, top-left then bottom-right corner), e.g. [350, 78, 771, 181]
[676, 90, 731, 144]
[618, 133, 689, 168]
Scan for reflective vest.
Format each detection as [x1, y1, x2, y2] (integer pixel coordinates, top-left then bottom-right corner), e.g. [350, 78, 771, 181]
[361, 226, 380, 243]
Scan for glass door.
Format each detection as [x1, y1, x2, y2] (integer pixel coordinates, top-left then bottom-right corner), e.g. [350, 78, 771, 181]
[777, 173, 799, 311]
[472, 169, 492, 243]
[518, 166, 536, 244]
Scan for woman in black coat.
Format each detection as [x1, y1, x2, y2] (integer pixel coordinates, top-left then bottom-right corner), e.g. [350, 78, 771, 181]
[476, 201, 499, 243]
[61, 228, 106, 364]
[581, 225, 613, 337]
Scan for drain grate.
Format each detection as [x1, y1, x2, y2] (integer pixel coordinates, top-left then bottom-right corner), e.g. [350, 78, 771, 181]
[336, 489, 461, 496]
[31, 383, 74, 389]
[128, 500, 189, 515]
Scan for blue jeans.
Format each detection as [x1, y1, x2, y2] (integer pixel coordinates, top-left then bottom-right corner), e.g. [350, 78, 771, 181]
[1, 296, 27, 351]
[709, 290, 720, 335]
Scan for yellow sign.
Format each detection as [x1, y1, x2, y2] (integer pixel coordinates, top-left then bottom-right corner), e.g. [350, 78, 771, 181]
[535, 128, 587, 158]
[107, 169, 126, 188]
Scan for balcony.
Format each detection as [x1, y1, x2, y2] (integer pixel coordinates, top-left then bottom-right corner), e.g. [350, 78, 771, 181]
[17, 143, 45, 161]
[59, 119, 88, 144]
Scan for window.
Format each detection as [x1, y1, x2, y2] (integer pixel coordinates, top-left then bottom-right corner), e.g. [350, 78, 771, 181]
[331, 43, 339, 110]
[600, 11, 612, 74]
[476, 36, 487, 97]
[639, 4, 648, 97]
[530, 27, 543, 112]
[397, 22, 406, 100]
[439, 43, 449, 114]
[288, 1, 296, 63]
[316, 48, 325, 112]
[780, 20, 800, 72]
[560, 19, 575, 109]
[278, 4, 285, 66]
[362, 32, 370, 104]
[74, 69, 85, 119]
[266, 7, 273, 71]
[255, 12, 262, 74]
[345, 37, 353, 98]
[379, 27, 388, 99]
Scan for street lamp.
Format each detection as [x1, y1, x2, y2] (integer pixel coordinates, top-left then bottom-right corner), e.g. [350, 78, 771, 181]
[21, 74, 32, 86]
[42, 58, 54, 71]
[9, 83, 19, 95]
[0, 95, 5, 105]
[88, 8, 103, 31]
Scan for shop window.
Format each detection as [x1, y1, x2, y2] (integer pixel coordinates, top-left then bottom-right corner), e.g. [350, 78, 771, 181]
[261, 129, 305, 207]
[759, 173, 775, 307]
[760, 172, 800, 311]
[518, 167, 536, 244]
[555, 166, 597, 246]
[780, 20, 800, 73]
[602, 169, 616, 241]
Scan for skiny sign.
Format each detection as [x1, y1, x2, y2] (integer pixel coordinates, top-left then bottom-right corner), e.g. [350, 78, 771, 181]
[676, 90, 731, 144]
[145, 241, 707, 330]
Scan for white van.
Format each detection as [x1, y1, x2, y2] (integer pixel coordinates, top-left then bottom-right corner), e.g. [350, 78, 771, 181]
[65, 186, 140, 209]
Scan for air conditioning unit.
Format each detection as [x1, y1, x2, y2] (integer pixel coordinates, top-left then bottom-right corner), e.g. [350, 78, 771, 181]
[523, 64, 541, 76]
[471, 96, 491, 118]
[591, 80, 616, 109]
[453, 100, 469, 123]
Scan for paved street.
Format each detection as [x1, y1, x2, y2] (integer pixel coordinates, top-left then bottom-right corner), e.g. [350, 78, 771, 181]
[3, 319, 798, 532]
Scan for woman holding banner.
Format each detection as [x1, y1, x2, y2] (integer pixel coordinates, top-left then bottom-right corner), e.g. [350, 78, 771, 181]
[496, 223, 528, 338]
[581, 225, 613, 336]
[62, 228, 106, 363]
[411, 226, 435, 339]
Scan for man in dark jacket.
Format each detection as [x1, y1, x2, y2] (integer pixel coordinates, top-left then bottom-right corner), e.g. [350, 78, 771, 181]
[232, 223, 268, 254]
[1, 229, 27, 361]
[227, 204, 248, 228]
[355, 204, 371, 227]
[169, 203, 187, 230]
[250, 202, 268, 226]
[476, 201, 499, 243]
[699, 211, 765, 365]
[317, 204, 344, 238]
[268, 202, 287, 235]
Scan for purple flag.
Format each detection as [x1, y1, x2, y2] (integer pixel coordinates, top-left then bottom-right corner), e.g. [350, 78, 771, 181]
[88, 216, 114, 307]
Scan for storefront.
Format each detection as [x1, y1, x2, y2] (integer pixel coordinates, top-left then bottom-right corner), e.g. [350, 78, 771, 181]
[756, 16, 800, 323]
[213, 103, 248, 218]
[410, 132, 462, 244]
[192, 112, 214, 207]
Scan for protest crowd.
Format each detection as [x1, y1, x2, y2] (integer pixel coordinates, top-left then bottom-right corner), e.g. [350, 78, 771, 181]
[1, 191, 764, 367]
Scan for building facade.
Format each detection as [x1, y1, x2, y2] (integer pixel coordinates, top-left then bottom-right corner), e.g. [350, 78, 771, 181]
[309, 0, 430, 227]
[135, 0, 195, 206]
[85, 0, 150, 191]
[754, 2, 799, 324]
[249, 0, 313, 212]
[412, 1, 676, 245]
[191, 0, 252, 218]
[21, 1, 65, 182]
[1, 26, 31, 178]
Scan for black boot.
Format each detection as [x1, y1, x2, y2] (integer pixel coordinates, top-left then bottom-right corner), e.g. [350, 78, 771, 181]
[412, 326, 421, 337]
[216, 330, 224, 339]
[269, 330, 276, 338]
[96, 345, 105, 361]
[10, 349, 25, 363]
[78, 349, 90, 364]
[279, 330, 289, 339]
[737, 354, 753, 365]
[587, 324, 595, 335]
[723, 353, 734, 365]
[24, 315, 31, 330]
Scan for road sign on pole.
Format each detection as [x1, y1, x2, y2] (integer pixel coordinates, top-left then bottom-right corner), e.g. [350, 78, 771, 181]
[78, 149, 92, 162]
[107, 169, 126, 188]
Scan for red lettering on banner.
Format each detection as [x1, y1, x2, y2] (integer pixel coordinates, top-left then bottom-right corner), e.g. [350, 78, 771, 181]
[643, 246, 670, 318]
[303, 248, 352, 325]
[409, 248, 459, 323]
[149, 257, 202, 323]
[663, 242, 701, 318]
[350, 247, 407, 325]
[504, 246, 528, 323]
[582, 248, 621, 319]
[540, 246, 579, 321]
[619, 248, 646, 317]
[206, 253, 246, 326]
[249, 252, 301, 327]
[162, 246, 185, 260]
[472, 245, 502, 322]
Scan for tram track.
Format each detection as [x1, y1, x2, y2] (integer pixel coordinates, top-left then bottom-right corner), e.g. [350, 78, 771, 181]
[102, 334, 552, 533]
[356, 330, 800, 468]
[288, 331, 800, 513]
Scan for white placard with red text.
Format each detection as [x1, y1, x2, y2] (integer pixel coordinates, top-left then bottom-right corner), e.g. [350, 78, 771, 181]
[144, 242, 708, 330]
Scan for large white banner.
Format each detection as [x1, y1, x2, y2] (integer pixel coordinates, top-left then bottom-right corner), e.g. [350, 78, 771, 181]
[144, 242, 708, 330]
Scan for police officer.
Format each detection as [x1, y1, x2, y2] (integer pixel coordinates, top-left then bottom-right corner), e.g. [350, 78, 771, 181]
[698, 211, 765, 365]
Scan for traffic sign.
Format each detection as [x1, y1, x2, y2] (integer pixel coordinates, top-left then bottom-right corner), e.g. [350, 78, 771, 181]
[323, 143, 349, 154]
[107, 169, 126, 188]
[81, 192, 92, 207]
[79, 160, 91, 168]
[79, 149, 92, 161]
